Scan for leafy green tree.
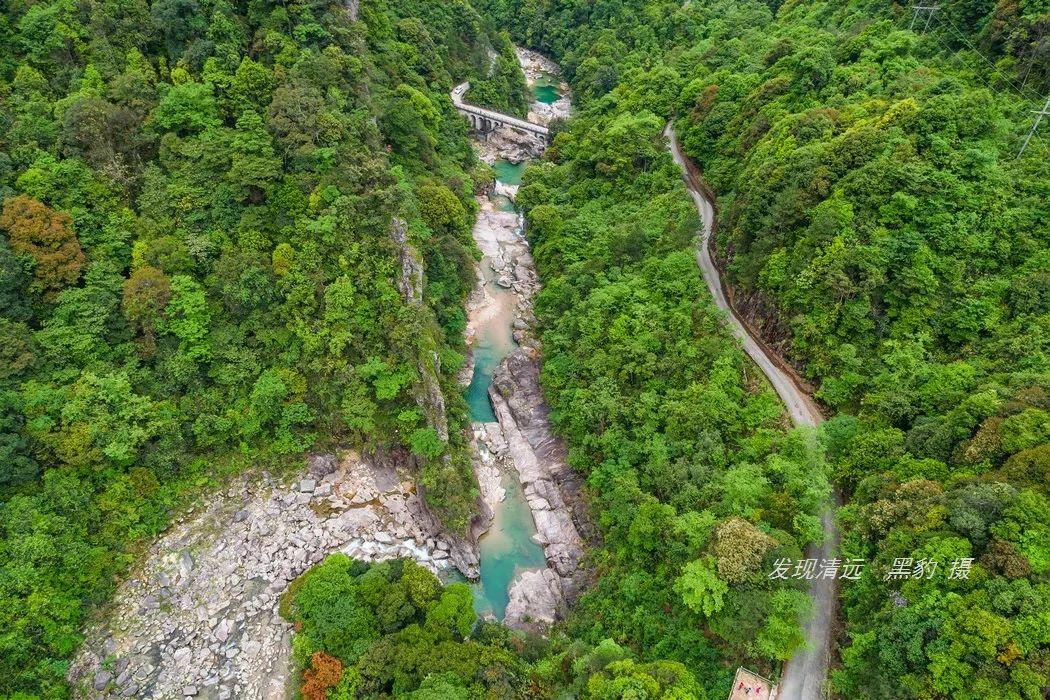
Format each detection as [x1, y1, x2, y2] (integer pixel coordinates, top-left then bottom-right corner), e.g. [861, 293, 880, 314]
[160, 274, 211, 362]
[382, 84, 439, 160]
[122, 265, 172, 354]
[425, 583, 476, 639]
[417, 182, 468, 240]
[756, 590, 810, 661]
[712, 517, 777, 584]
[227, 109, 280, 198]
[152, 80, 219, 134]
[59, 371, 164, 468]
[676, 558, 728, 617]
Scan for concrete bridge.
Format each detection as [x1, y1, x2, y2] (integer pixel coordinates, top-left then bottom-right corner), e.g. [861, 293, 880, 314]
[451, 82, 549, 141]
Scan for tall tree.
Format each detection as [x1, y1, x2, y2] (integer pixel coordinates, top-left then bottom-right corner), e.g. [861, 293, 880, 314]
[0, 194, 84, 298]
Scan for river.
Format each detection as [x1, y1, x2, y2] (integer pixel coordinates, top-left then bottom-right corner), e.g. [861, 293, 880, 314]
[465, 158, 547, 619]
[463, 52, 573, 622]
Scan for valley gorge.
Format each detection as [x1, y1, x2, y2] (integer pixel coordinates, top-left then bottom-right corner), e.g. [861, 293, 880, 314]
[67, 46, 584, 699]
[3, 0, 1045, 697]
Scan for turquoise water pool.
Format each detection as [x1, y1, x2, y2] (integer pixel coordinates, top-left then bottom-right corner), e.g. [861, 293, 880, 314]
[492, 159, 525, 186]
[471, 476, 548, 619]
[464, 325, 504, 423]
[532, 74, 562, 104]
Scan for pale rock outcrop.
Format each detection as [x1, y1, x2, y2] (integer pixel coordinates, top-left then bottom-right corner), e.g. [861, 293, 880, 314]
[468, 423, 506, 544]
[504, 568, 565, 633]
[491, 353, 587, 604]
[473, 128, 545, 167]
[390, 217, 423, 304]
[68, 452, 474, 699]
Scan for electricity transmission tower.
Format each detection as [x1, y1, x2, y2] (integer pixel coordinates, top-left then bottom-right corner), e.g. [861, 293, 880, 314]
[1018, 96, 1050, 158]
[910, 3, 938, 32]
[906, 0, 1046, 158]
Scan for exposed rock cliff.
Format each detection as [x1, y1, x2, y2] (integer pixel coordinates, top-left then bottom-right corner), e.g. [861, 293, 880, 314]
[390, 217, 423, 304]
[390, 217, 450, 441]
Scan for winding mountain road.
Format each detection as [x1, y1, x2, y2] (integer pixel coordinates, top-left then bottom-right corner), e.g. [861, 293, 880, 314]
[666, 124, 838, 700]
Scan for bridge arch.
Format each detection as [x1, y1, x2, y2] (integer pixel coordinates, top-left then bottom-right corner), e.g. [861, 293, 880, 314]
[451, 82, 549, 142]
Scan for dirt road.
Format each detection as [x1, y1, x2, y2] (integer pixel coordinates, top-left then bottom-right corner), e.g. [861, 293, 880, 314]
[666, 124, 838, 700]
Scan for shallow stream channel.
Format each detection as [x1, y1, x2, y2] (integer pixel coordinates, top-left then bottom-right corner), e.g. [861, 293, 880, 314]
[465, 159, 546, 620]
[461, 49, 575, 623]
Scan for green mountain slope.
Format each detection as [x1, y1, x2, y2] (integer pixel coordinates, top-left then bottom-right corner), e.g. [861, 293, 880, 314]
[0, 0, 526, 694]
[473, 0, 1050, 697]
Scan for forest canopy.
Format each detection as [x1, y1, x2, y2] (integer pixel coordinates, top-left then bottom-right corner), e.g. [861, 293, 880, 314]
[0, 0, 529, 693]
[473, 0, 1050, 696]
[1, 0, 1048, 697]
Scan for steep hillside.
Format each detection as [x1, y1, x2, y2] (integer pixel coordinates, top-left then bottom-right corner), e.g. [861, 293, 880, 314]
[0, 0, 523, 694]
[474, 0, 1050, 697]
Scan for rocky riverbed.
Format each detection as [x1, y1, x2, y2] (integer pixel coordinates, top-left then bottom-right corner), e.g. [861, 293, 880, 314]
[517, 47, 571, 126]
[463, 208, 587, 631]
[461, 191, 586, 630]
[68, 452, 475, 699]
[493, 354, 587, 628]
[471, 128, 544, 175]
[462, 48, 587, 634]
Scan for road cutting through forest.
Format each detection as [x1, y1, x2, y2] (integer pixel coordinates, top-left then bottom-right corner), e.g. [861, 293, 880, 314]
[667, 123, 839, 700]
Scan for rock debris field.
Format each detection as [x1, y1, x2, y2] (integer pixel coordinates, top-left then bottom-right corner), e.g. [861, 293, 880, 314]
[68, 453, 475, 699]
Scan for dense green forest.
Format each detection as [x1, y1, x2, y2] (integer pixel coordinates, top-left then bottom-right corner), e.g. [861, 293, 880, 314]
[3, 0, 1048, 697]
[473, 0, 1050, 697]
[282, 554, 712, 698]
[515, 88, 829, 690]
[280, 555, 527, 698]
[0, 0, 531, 694]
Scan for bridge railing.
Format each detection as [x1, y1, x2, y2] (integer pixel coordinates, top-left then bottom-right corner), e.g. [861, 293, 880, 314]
[451, 82, 549, 137]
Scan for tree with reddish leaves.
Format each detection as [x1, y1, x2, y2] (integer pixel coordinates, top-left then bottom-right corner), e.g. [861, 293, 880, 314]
[0, 195, 85, 299]
[301, 651, 343, 700]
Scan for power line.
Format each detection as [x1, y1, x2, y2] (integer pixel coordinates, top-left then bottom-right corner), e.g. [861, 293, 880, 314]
[905, 6, 1050, 157]
[924, 24, 1026, 103]
[1019, 95, 1050, 158]
[918, 25, 1049, 158]
[931, 12, 1041, 104]
[1019, 45, 1039, 94]
[910, 3, 938, 32]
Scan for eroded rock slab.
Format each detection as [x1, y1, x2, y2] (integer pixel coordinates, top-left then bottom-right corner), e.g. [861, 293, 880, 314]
[491, 352, 587, 604]
[504, 568, 565, 633]
[473, 128, 545, 168]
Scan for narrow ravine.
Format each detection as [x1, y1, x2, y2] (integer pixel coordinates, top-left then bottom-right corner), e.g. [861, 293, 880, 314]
[667, 124, 839, 700]
[464, 158, 548, 621]
[66, 52, 578, 700]
[461, 49, 585, 631]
